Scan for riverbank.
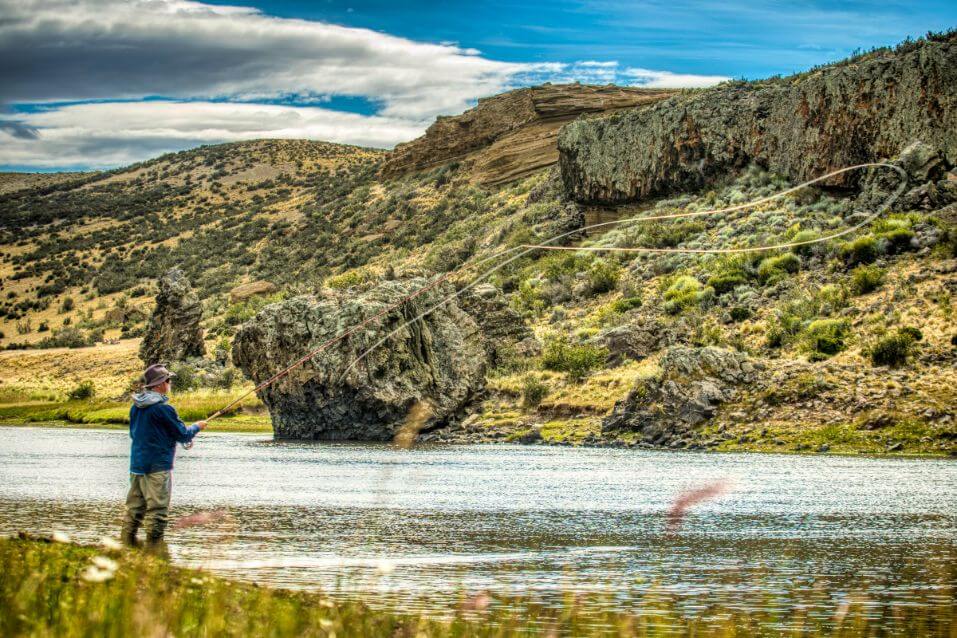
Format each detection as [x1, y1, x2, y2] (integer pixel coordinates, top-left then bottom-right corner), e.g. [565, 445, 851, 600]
[0, 390, 271, 433]
[2, 406, 953, 456]
[2, 535, 953, 637]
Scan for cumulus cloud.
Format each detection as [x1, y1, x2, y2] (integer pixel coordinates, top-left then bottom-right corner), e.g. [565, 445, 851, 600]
[0, 0, 729, 168]
[0, 101, 425, 168]
[0, 0, 531, 120]
[621, 68, 731, 88]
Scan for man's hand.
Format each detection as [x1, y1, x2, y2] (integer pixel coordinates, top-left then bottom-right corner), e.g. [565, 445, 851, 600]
[196, 420, 208, 430]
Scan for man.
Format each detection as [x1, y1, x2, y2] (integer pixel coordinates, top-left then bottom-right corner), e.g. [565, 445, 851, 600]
[121, 363, 207, 547]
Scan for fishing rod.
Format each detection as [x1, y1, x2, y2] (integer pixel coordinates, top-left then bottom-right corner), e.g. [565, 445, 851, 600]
[190, 161, 907, 439]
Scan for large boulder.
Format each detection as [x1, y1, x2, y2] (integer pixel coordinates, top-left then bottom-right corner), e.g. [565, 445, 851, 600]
[559, 34, 957, 204]
[594, 316, 689, 365]
[229, 280, 277, 304]
[232, 278, 487, 441]
[603, 347, 761, 446]
[139, 268, 205, 365]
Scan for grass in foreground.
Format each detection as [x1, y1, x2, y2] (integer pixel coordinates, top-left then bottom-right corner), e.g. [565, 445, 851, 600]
[2, 536, 954, 637]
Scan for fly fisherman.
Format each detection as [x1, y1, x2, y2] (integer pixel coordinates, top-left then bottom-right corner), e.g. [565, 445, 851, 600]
[121, 364, 207, 547]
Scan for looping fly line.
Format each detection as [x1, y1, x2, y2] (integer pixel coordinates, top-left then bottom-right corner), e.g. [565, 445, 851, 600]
[199, 161, 908, 430]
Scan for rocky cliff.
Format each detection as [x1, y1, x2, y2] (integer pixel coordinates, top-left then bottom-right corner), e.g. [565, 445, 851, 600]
[231, 278, 487, 440]
[139, 268, 205, 365]
[380, 84, 674, 185]
[559, 33, 957, 204]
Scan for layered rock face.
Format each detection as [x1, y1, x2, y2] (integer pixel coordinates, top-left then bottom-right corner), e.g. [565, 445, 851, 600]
[232, 279, 487, 440]
[460, 283, 541, 365]
[559, 35, 957, 204]
[603, 347, 761, 446]
[139, 268, 205, 365]
[380, 84, 674, 185]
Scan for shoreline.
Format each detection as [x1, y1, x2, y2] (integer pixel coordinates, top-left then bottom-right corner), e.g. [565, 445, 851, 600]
[2, 418, 953, 458]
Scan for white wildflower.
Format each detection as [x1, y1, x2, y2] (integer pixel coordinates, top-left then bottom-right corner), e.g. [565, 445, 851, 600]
[99, 537, 123, 551]
[92, 556, 119, 572]
[51, 531, 71, 544]
[80, 566, 114, 583]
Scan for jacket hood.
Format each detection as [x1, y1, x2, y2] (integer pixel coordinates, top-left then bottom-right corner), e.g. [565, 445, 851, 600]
[132, 390, 168, 409]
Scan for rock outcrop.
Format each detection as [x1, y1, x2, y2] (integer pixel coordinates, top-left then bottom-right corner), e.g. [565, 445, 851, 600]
[460, 283, 540, 365]
[232, 278, 487, 441]
[594, 316, 689, 365]
[139, 268, 205, 365]
[381, 84, 674, 185]
[559, 34, 957, 204]
[603, 347, 761, 447]
[229, 280, 277, 304]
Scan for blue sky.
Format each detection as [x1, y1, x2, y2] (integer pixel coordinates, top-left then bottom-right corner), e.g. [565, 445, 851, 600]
[224, 0, 955, 78]
[1, 0, 954, 171]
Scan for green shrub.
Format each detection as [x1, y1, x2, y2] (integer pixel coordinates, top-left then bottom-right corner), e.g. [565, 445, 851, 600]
[521, 375, 549, 408]
[757, 253, 800, 283]
[611, 296, 642, 313]
[36, 327, 94, 349]
[67, 380, 95, 401]
[815, 284, 848, 314]
[866, 326, 922, 368]
[848, 265, 885, 295]
[663, 276, 713, 314]
[707, 271, 747, 294]
[325, 268, 372, 290]
[801, 319, 851, 360]
[840, 235, 879, 266]
[540, 336, 608, 380]
[511, 280, 549, 315]
[766, 312, 804, 348]
[791, 229, 821, 256]
[539, 253, 591, 281]
[879, 227, 916, 254]
[899, 326, 923, 342]
[586, 259, 621, 294]
[635, 220, 706, 248]
[729, 306, 752, 322]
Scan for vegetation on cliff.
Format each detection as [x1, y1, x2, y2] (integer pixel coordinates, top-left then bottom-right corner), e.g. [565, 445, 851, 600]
[0, 33, 955, 454]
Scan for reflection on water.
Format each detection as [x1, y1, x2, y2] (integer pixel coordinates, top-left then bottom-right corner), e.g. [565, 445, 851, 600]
[0, 427, 955, 627]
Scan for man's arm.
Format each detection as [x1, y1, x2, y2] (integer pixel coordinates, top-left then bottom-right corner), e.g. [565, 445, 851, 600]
[156, 404, 206, 443]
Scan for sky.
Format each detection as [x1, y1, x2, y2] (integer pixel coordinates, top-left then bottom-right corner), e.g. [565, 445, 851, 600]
[1, 0, 954, 171]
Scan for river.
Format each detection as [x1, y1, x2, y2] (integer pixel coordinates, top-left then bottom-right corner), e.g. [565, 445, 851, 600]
[1, 426, 954, 629]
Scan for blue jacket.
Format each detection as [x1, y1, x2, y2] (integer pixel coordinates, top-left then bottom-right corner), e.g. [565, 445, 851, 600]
[129, 391, 200, 474]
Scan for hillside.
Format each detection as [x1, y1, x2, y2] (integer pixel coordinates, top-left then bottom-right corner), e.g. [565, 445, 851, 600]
[1, 34, 955, 454]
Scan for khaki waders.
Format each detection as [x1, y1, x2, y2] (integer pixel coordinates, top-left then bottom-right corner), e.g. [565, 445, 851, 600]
[121, 470, 171, 546]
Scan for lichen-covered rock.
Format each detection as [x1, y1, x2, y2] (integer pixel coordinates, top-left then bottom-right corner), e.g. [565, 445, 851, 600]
[232, 278, 487, 441]
[229, 280, 277, 303]
[559, 34, 957, 204]
[139, 268, 205, 365]
[602, 347, 762, 446]
[461, 283, 540, 364]
[594, 316, 689, 365]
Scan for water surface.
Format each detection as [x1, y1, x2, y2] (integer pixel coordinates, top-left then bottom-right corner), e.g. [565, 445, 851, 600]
[1, 427, 954, 628]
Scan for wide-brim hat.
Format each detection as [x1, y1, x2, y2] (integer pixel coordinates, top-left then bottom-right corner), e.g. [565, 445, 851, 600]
[143, 363, 177, 388]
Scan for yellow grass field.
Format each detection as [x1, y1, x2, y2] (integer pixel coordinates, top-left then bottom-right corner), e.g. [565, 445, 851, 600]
[0, 338, 271, 432]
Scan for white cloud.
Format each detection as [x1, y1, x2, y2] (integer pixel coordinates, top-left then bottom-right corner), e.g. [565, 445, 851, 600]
[0, 0, 537, 121]
[0, 0, 730, 168]
[0, 101, 425, 168]
[621, 68, 730, 88]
